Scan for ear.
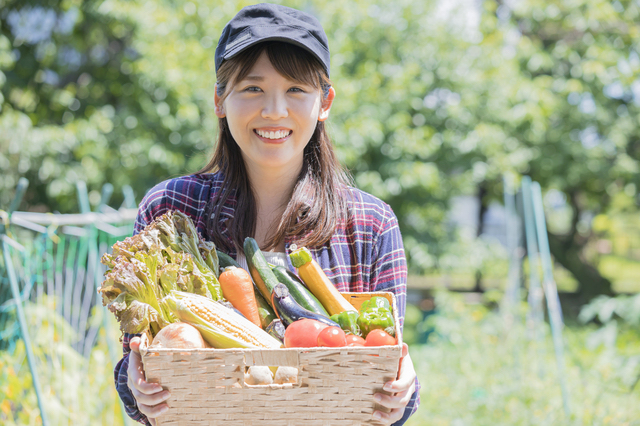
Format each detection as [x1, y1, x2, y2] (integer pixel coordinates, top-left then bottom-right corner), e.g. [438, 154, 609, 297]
[317, 86, 335, 122]
[214, 84, 226, 118]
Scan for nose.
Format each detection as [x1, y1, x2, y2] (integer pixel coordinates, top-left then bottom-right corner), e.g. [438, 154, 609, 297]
[261, 92, 289, 120]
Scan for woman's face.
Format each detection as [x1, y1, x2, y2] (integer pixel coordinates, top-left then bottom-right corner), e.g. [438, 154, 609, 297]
[215, 51, 334, 177]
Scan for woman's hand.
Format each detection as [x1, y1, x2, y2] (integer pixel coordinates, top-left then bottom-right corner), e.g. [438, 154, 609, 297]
[372, 343, 416, 424]
[128, 336, 171, 425]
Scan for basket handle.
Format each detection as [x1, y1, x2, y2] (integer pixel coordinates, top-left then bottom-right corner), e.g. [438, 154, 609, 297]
[243, 348, 300, 368]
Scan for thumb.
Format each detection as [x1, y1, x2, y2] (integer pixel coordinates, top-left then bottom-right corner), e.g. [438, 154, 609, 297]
[130, 336, 141, 354]
[397, 343, 409, 376]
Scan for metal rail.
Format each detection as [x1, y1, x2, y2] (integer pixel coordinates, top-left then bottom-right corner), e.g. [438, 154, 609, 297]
[501, 175, 571, 418]
[1, 179, 135, 426]
[9, 209, 138, 226]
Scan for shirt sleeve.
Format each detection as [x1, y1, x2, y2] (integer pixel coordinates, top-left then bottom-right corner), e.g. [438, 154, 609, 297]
[113, 188, 163, 425]
[114, 333, 151, 426]
[370, 206, 421, 426]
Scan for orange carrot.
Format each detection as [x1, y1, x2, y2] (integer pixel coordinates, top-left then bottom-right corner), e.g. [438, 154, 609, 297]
[219, 266, 262, 327]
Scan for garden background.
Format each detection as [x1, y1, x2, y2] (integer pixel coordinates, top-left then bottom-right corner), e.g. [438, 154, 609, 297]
[1, 0, 640, 424]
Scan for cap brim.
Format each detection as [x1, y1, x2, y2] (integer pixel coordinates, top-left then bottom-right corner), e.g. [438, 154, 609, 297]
[222, 34, 329, 76]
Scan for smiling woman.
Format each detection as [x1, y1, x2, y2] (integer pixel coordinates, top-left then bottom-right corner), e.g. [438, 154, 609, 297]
[113, 4, 420, 426]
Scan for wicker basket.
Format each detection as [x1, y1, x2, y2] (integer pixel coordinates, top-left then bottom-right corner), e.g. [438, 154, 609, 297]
[140, 291, 403, 426]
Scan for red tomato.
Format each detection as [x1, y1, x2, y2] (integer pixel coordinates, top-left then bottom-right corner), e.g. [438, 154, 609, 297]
[317, 327, 347, 347]
[364, 329, 397, 347]
[345, 334, 366, 347]
[284, 319, 329, 348]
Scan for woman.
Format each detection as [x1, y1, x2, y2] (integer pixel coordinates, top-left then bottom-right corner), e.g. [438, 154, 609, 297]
[116, 4, 420, 425]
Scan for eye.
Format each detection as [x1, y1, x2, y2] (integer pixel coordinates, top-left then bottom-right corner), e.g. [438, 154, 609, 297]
[243, 86, 262, 93]
[288, 87, 305, 93]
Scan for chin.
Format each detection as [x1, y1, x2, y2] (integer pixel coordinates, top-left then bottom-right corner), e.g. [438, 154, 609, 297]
[260, 159, 294, 170]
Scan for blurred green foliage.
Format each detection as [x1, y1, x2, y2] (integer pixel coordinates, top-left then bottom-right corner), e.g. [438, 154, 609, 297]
[1, 0, 639, 298]
[0, 0, 205, 212]
[406, 291, 640, 425]
[0, 298, 127, 425]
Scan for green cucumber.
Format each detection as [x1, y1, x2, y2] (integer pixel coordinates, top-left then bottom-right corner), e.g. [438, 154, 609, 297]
[255, 290, 277, 329]
[271, 265, 330, 317]
[243, 237, 280, 306]
[217, 250, 241, 269]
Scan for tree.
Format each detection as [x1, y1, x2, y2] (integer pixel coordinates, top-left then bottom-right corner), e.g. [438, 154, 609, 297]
[2, 0, 638, 301]
[482, 0, 640, 299]
[319, 0, 640, 299]
[0, 0, 205, 212]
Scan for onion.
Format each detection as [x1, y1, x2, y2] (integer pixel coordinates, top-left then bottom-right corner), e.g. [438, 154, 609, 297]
[150, 322, 209, 349]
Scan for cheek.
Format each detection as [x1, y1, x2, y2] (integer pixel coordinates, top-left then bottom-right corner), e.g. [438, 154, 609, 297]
[287, 99, 321, 134]
[224, 100, 255, 134]
[299, 96, 322, 118]
[295, 99, 321, 140]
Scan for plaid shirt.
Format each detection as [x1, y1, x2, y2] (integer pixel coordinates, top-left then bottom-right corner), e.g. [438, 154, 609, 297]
[114, 172, 420, 425]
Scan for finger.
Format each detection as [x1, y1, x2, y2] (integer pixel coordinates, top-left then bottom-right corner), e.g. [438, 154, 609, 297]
[372, 407, 404, 425]
[137, 401, 170, 419]
[374, 387, 412, 410]
[383, 374, 415, 394]
[385, 356, 416, 392]
[127, 349, 143, 380]
[129, 383, 171, 406]
[397, 343, 407, 376]
[128, 368, 164, 396]
[127, 351, 164, 395]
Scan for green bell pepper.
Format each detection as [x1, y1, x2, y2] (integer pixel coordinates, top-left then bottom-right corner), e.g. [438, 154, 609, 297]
[357, 296, 395, 338]
[330, 310, 361, 336]
[359, 296, 390, 313]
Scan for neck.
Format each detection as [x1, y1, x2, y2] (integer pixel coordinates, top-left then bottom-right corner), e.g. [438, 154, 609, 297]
[245, 161, 302, 250]
[248, 165, 300, 211]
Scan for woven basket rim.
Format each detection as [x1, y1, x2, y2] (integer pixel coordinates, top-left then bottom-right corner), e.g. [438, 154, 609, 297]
[144, 344, 403, 355]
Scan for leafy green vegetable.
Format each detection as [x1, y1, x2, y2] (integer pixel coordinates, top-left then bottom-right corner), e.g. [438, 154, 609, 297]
[98, 210, 222, 337]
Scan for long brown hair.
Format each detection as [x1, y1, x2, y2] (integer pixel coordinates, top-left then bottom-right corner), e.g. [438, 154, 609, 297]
[198, 41, 352, 253]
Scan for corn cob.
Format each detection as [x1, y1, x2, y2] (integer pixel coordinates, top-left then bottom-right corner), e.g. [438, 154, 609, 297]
[165, 291, 282, 349]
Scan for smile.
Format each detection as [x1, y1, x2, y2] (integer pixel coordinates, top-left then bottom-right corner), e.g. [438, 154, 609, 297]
[254, 129, 292, 140]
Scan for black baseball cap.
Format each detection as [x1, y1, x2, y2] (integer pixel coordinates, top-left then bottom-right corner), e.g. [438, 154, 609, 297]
[215, 3, 331, 77]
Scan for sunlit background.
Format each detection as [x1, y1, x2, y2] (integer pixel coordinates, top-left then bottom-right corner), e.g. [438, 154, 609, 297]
[1, 0, 640, 424]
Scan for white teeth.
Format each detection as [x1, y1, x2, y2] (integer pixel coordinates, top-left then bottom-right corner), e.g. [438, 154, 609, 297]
[256, 129, 289, 139]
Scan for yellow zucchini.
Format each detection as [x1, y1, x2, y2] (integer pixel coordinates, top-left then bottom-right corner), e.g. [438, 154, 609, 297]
[289, 247, 357, 316]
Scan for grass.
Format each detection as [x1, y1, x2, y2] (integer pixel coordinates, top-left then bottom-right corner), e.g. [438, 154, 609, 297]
[0, 299, 131, 426]
[405, 291, 640, 426]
